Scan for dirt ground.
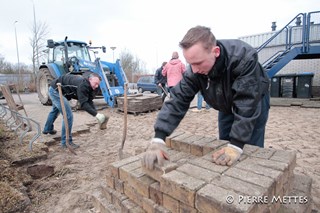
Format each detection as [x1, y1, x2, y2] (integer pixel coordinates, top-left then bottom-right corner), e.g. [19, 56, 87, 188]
[0, 93, 319, 212]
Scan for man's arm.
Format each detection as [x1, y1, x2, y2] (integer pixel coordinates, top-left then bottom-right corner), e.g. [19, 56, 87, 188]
[142, 69, 200, 170]
[154, 68, 199, 140]
[230, 54, 267, 148]
[77, 82, 98, 116]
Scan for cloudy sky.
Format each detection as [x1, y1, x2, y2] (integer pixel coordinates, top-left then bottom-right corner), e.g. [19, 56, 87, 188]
[0, 0, 318, 72]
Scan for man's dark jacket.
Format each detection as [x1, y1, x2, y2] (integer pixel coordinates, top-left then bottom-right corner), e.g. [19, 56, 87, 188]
[154, 66, 167, 85]
[154, 39, 270, 148]
[50, 74, 98, 116]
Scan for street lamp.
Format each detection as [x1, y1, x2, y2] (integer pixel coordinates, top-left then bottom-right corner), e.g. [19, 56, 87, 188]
[32, 0, 39, 69]
[110, 46, 116, 62]
[14, 21, 21, 86]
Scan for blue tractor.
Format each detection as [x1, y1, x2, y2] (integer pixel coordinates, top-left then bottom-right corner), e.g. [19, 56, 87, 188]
[36, 37, 128, 107]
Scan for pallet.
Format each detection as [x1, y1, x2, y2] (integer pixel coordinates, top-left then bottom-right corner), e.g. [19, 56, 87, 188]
[117, 93, 162, 114]
[117, 107, 161, 115]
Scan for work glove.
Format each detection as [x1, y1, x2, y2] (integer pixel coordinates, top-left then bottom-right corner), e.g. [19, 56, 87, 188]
[95, 113, 109, 130]
[212, 144, 243, 166]
[141, 138, 169, 170]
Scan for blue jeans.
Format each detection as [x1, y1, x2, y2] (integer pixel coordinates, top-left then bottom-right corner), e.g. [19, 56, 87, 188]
[197, 92, 210, 110]
[218, 94, 270, 148]
[43, 86, 73, 145]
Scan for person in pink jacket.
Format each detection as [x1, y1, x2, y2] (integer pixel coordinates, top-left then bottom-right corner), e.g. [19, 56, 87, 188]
[162, 51, 186, 91]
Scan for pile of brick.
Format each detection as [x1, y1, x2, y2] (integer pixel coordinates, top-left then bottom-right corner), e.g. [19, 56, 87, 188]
[97, 132, 313, 213]
[117, 94, 162, 114]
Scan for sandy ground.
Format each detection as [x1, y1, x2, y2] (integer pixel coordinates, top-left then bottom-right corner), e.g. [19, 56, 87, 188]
[0, 93, 319, 212]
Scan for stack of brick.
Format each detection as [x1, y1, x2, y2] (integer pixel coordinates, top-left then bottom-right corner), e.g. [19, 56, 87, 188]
[117, 94, 162, 114]
[102, 132, 312, 213]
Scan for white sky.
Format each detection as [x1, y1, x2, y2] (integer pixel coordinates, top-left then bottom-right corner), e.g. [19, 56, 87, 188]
[0, 0, 318, 72]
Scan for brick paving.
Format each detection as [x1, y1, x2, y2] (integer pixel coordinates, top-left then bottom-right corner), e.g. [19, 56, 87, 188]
[105, 134, 313, 213]
[101, 97, 320, 212]
[1, 94, 319, 212]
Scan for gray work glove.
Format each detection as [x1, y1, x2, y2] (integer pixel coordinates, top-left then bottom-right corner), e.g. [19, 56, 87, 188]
[141, 138, 169, 170]
[95, 113, 109, 130]
[212, 144, 243, 166]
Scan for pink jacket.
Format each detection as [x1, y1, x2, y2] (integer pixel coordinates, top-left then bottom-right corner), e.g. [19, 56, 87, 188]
[162, 59, 186, 87]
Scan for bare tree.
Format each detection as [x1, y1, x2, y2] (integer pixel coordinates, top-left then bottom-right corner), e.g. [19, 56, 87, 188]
[0, 55, 14, 74]
[29, 20, 50, 75]
[119, 49, 146, 82]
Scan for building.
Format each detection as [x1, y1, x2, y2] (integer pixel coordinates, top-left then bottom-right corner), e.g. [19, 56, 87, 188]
[239, 11, 320, 97]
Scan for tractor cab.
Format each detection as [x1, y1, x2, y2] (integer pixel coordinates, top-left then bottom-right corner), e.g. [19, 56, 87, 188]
[46, 39, 97, 75]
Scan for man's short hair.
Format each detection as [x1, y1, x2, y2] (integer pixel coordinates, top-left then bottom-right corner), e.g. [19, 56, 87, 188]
[179, 26, 216, 51]
[88, 72, 102, 81]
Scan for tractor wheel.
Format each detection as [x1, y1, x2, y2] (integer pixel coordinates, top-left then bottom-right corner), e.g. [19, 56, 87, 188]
[36, 68, 54, 105]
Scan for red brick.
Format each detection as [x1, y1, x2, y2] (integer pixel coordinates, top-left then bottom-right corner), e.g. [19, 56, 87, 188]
[249, 147, 276, 159]
[224, 167, 275, 198]
[189, 157, 229, 174]
[235, 159, 284, 195]
[169, 151, 193, 164]
[160, 170, 206, 206]
[190, 136, 216, 156]
[111, 190, 128, 210]
[110, 155, 142, 178]
[124, 182, 144, 207]
[202, 139, 228, 155]
[165, 131, 185, 148]
[171, 133, 194, 151]
[142, 161, 178, 182]
[100, 184, 113, 203]
[142, 197, 157, 213]
[242, 144, 259, 156]
[119, 160, 143, 182]
[177, 163, 220, 183]
[121, 199, 138, 213]
[179, 202, 198, 213]
[115, 178, 125, 194]
[149, 182, 163, 205]
[210, 175, 265, 197]
[163, 194, 179, 212]
[196, 183, 257, 213]
[132, 174, 156, 197]
[179, 135, 205, 153]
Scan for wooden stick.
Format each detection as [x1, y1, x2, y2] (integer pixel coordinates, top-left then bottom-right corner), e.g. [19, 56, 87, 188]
[119, 83, 128, 159]
[56, 83, 76, 155]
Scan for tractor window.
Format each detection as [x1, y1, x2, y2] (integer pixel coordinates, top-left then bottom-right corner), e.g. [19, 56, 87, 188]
[48, 48, 54, 63]
[68, 44, 91, 61]
[53, 46, 65, 63]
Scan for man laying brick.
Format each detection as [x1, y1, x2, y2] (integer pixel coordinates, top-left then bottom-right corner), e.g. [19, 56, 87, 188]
[142, 26, 270, 169]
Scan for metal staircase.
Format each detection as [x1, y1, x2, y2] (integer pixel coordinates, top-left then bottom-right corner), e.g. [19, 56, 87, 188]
[257, 11, 320, 78]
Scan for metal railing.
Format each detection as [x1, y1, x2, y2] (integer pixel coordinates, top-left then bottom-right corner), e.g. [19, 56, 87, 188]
[258, 11, 320, 60]
[0, 103, 41, 151]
